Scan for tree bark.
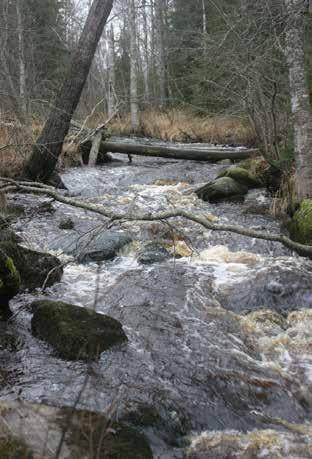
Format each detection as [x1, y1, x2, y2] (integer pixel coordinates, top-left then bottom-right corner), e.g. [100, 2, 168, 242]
[284, 0, 312, 199]
[128, 0, 140, 132]
[100, 140, 257, 161]
[23, 0, 114, 182]
[155, 0, 167, 110]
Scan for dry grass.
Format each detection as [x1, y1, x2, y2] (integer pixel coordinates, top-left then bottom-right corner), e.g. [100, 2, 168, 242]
[0, 110, 255, 178]
[109, 110, 256, 145]
[0, 124, 32, 178]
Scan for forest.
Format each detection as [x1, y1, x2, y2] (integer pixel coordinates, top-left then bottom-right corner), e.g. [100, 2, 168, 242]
[0, 0, 312, 458]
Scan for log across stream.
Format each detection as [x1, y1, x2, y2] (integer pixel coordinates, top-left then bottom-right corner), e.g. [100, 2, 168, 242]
[99, 139, 257, 161]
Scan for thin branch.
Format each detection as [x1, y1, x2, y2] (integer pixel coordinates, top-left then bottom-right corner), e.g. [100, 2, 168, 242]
[1, 177, 311, 258]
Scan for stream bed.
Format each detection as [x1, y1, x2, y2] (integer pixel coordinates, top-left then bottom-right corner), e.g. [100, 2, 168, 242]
[2, 148, 312, 458]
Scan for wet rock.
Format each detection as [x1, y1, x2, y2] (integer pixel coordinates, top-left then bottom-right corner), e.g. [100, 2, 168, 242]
[0, 400, 152, 459]
[217, 166, 263, 189]
[46, 171, 67, 190]
[186, 428, 312, 459]
[96, 264, 309, 440]
[215, 258, 312, 314]
[0, 229, 22, 244]
[288, 200, 312, 245]
[0, 241, 63, 291]
[58, 217, 75, 230]
[76, 230, 132, 262]
[31, 300, 128, 360]
[196, 177, 248, 203]
[137, 242, 171, 264]
[67, 409, 153, 459]
[0, 247, 20, 320]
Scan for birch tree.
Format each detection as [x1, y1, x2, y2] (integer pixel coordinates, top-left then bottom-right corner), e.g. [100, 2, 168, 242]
[128, 0, 140, 131]
[23, 0, 114, 182]
[284, 0, 312, 199]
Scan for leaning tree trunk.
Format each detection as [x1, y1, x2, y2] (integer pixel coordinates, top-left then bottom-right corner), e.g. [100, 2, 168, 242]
[284, 0, 312, 199]
[23, 0, 114, 182]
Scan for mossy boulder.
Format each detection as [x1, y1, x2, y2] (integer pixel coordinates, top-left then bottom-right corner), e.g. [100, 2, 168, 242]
[217, 166, 263, 188]
[31, 300, 128, 360]
[0, 248, 20, 319]
[196, 177, 248, 203]
[288, 200, 312, 245]
[67, 409, 153, 459]
[0, 437, 33, 459]
[0, 241, 63, 291]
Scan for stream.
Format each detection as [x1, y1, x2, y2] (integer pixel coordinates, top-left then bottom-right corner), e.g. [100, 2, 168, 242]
[2, 143, 312, 458]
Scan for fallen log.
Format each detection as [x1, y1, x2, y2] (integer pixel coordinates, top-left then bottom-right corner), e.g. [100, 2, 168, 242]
[100, 140, 258, 161]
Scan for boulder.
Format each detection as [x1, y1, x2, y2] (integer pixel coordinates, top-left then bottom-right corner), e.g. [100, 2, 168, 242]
[0, 248, 20, 319]
[31, 300, 128, 360]
[137, 242, 171, 264]
[58, 217, 75, 230]
[196, 177, 248, 202]
[217, 166, 263, 188]
[288, 199, 312, 245]
[76, 230, 132, 262]
[0, 401, 152, 459]
[0, 241, 63, 291]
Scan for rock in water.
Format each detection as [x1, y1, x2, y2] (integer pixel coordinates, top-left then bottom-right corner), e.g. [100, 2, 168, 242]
[76, 230, 132, 262]
[288, 199, 312, 245]
[137, 242, 171, 264]
[0, 241, 63, 291]
[31, 300, 128, 360]
[196, 177, 248, 202]
[0, 248, 20, 319]
[0, 400, 152, 459]
[217, 166, 263, 188]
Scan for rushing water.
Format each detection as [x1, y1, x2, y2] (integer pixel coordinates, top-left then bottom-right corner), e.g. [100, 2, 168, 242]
[3, 147, 312, 458]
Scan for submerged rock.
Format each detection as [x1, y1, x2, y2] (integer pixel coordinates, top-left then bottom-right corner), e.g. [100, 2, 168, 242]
[137, 242, 171, 264]
[288, 199, 312, 245]
[217, 166, 263, 188]
[0, 241, 63, 291]
[31, 300, 128, 360]
[0, 400, 152, 459]
[0, 248, 20, 319]
[76, 230, 133, 262]
[196, 177, 248, 202]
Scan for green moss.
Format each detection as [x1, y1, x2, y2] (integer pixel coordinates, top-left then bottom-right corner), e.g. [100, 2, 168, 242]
[288, 200, 312, 245]
[31, 300, 128, 361]
[0, 241, 62, 291]
[0, 437, 33, 459]
[65, 410, 153, 459]
[217, 166, 263, 188]
[196, 177, 248, 202]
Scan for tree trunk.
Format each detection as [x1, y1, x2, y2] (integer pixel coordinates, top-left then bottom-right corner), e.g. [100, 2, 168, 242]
[23, 0, 114, 182]
[155, 0, 167, 110]
[107, 25, 116, 118]
[128, 0, 140, 132]
[100, 140, 256, 161]
[142, 0, 151, 105]
[284, 0, 312, 199]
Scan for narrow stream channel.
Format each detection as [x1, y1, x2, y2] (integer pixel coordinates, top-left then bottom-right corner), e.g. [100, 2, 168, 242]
[3, 145, 312, 457]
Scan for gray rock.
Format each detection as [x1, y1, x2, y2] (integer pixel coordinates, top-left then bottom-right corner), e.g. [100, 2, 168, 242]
[137, 242, 171, 264]
[74, 230, 132, 262]
[196, 177, 248, 202]
[31, 300, 128, 361]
